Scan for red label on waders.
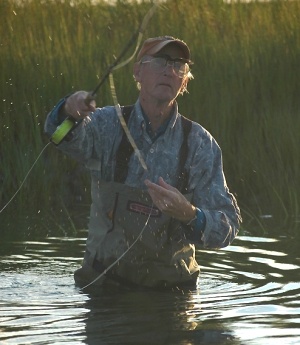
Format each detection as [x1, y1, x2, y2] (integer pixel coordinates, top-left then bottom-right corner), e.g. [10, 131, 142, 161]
[126, 201, 161, 217]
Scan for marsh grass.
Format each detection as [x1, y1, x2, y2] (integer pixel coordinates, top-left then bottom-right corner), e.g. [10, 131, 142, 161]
[1, 0, 299, 223]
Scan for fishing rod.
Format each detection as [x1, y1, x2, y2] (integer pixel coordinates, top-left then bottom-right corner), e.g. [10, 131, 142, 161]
[0, 2, 159, 214]
[50, 2, 159, 147]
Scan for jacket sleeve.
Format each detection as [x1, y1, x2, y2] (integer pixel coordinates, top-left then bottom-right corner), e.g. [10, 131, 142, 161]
[44, 99, 122, 169]
[188, 126, 242, 249]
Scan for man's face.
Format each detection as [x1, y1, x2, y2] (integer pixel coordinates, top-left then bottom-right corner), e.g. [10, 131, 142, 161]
[134, 44, 189, 103]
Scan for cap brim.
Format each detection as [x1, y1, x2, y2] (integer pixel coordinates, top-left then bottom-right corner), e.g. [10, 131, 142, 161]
[147, 41, 190, 60]
[137, 38, 192, 63]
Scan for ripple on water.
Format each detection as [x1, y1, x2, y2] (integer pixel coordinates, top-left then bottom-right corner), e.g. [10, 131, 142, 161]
[191, 235, 300, 344]
[0, 231, 299, 344]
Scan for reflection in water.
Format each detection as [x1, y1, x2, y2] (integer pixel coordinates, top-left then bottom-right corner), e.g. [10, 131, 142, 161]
[0, 213, 300, 344]
[82, 288, 238, 345]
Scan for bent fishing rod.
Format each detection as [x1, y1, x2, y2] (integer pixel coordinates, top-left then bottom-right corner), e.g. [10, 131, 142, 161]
[0, 2, 159, 214]
[50, 2, 159, 148]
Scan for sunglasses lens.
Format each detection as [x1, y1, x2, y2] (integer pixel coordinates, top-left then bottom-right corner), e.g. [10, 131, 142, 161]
[149, 57, 189, 78]
[174, 61, 189, 78]
[150, 57, 167, 72]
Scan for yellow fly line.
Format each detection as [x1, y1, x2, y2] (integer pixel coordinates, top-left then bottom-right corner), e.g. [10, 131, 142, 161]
[109, 73, 148, 172]
[105, 3, 160, 173]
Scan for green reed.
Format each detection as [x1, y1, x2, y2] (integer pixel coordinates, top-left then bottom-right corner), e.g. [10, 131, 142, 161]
[1, 0, 299, 223]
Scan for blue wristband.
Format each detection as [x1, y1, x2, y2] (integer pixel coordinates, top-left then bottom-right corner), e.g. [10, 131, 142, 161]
[184, 208, 206, 242]
[195, 208, 206, 232]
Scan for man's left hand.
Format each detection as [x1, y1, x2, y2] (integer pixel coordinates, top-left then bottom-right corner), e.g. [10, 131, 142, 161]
[144, 176, 196, 223]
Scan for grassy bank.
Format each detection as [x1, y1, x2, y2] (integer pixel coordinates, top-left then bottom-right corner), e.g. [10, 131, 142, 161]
[1, 0, 299, 224]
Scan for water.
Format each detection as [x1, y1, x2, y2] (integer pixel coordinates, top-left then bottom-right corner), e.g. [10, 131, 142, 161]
[1, 211, 300, 345]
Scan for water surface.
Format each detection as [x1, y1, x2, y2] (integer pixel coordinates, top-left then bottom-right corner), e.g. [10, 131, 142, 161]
[1, 211, 299, 344]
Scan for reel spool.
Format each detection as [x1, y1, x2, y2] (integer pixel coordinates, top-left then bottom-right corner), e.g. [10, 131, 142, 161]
[50, 117, 81, 146]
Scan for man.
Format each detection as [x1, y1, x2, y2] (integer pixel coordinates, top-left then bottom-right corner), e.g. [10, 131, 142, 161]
[45, 36, 242, 289]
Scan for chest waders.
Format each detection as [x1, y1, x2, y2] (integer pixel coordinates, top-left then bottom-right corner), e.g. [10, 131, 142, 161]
[75, 106, 199, 289]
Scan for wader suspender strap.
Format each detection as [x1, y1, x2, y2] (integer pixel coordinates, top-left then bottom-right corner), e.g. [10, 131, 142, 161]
[114, 105, 135, 183]
[167, 115, 192, 242]
[177, 115, 192, 193]
[114, 107, 192, 192]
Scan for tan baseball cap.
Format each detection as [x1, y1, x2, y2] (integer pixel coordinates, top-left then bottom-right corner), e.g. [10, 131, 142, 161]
[136, 36, 192, 63]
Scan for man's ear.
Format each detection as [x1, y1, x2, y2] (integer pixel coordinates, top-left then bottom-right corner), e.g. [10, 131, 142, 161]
[133, 62, 142, 82]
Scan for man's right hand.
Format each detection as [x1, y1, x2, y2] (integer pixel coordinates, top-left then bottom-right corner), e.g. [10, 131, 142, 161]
[62, 91, 96, 120]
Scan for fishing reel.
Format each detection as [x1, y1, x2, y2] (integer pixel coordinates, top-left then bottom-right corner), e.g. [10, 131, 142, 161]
[50, 117, 82, 146]
[50, 92, 96, 146]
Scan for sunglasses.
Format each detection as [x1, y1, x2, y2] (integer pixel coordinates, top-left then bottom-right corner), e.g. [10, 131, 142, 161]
[141, 54, 191, 78]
